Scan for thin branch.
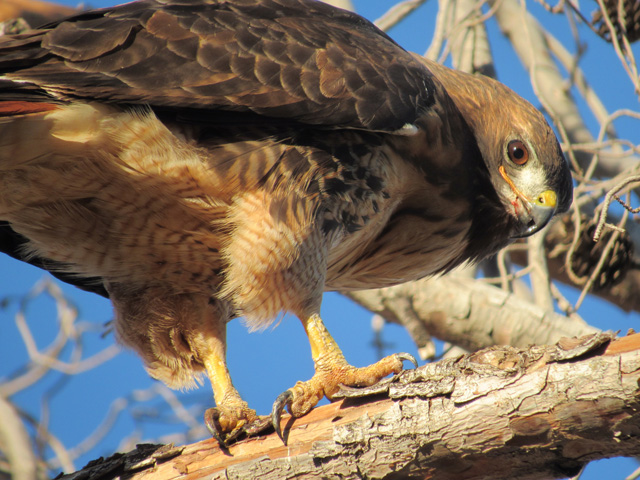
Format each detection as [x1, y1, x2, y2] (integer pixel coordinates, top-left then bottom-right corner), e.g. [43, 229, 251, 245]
[527, 232, 554, 310]
[593, 175, 640, 241]
[543, 30, 617, 140]
[594, 0, 640, 94]
[374, 0, 428, 31]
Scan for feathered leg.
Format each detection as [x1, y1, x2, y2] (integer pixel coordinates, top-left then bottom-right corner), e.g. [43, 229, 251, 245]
[110, 287, 269, 446]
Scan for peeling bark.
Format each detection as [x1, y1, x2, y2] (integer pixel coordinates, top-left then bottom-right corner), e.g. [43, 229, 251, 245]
[56, 332, 640, 480]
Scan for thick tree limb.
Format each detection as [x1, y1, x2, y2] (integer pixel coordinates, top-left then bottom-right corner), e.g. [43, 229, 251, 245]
[344, 219, 640, 352]
[56, 332, 640, 480]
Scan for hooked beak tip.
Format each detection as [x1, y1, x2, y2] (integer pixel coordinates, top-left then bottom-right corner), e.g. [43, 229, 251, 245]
[499, 167, 558, 239]
[510, 203, 556, 239]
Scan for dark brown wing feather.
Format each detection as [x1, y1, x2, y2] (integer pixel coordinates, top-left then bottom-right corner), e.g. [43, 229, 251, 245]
[0, 0, 435, 131]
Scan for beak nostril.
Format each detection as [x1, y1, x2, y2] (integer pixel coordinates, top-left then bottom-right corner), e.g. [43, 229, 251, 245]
[537, 190, 557, 208]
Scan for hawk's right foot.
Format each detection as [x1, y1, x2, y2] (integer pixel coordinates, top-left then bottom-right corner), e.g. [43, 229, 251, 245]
[204, 400, 270, 445]
[271, 350, 417, 443]
[269, 313, 417, 444]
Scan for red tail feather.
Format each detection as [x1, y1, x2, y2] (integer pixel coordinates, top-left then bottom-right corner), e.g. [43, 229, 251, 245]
[0, 101, 59, 116]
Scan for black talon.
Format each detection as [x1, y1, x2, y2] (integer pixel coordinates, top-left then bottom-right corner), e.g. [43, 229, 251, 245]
[244, 416, 272, 436]
[271, 390, 293, 444]
[398, 352, 418, 368]
[204, 408, 227, 447]
[224, 426, 244, 444]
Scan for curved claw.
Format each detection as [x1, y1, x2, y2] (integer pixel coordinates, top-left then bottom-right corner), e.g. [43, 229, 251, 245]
[204, 408, 227, 447]
[397, 352, 418, 369]
[244, 415, 272, 436]
[223, 425, 245, 445]
[205, 408, 271, 446]
[271, 390, 293, 444]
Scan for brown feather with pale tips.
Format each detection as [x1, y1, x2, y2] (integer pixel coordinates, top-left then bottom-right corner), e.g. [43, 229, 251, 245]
[0, 0, 572, 444]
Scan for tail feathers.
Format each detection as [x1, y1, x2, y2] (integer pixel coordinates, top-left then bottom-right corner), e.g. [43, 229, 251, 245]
[0, 100, 59, 116]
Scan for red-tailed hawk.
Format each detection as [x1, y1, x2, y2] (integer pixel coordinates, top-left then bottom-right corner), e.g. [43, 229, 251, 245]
[0, 0, 572, 444]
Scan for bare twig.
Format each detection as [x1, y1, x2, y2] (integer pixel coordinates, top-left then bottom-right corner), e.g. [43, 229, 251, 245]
[593, 175, 640, 242]
[374, 0, 428, 31]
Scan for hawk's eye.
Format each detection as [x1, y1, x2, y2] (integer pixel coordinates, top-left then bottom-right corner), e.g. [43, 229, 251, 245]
[507, 140, 529, 165]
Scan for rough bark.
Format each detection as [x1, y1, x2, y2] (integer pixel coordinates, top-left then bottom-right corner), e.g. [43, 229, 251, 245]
[56, 332, 640, 480]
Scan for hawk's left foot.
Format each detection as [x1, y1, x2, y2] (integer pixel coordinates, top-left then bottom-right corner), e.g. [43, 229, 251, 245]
[271, 313, 417, 443]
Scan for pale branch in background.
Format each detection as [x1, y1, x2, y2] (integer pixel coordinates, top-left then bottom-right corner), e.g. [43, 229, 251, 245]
[0, 280, 202, 475]
[0, 395, 40, 480]
[374, 0, 427, 32]
[345, 275, 595, 359]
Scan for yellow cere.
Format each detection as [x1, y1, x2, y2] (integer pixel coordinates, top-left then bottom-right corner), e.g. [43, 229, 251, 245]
[536, 190, 557, 208]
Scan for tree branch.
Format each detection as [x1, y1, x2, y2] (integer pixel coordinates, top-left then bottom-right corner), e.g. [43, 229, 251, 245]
[344, 274, 596, 358]
[510, 216, 640, 314]
[0, 395, 41, 480]
[54, 332, 640, 480]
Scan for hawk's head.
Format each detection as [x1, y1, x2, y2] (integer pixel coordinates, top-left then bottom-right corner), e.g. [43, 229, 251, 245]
[425, 61, 573, 240]
[476, 80, 573, 239]
[492, 125, 573, 239]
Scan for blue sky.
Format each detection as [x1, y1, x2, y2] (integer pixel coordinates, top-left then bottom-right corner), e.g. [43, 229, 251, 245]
[1, 1, 639, 478]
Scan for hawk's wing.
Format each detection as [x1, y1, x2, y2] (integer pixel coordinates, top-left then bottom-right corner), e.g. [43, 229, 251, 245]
[0, 0, 435, 132]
